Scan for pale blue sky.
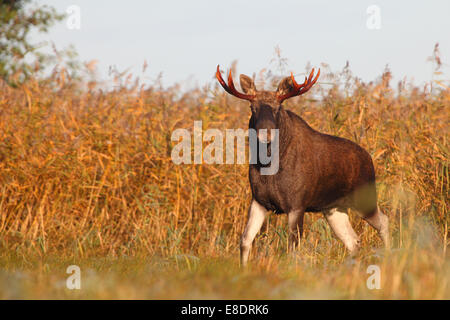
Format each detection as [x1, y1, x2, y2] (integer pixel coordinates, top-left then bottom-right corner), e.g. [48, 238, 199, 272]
[36, 0, 449, 89]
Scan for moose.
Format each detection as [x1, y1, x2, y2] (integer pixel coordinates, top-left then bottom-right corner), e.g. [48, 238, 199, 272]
[216, 65, 389, 266]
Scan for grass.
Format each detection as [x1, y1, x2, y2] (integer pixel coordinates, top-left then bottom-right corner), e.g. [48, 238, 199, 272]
[0, 64, 448, 299]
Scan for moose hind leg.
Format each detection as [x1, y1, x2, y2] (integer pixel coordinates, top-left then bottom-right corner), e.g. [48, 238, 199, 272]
[324, 208, 360, 255]
[240, 200, 268, 267]
[363, 207, 390, 248]
[288, 209, 305, 252]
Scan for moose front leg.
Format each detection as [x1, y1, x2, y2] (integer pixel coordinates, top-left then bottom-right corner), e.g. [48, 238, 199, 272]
[240, 199, 268, 267]
[288, 209, 305, 252]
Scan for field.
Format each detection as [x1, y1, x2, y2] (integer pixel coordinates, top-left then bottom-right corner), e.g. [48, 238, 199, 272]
[0, 65, 448, 299]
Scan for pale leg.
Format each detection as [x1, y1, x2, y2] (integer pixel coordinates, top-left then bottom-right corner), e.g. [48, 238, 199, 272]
[240, 199, 268, 267]
[364, 207, 390, 248]
[324, 208, 360, 255]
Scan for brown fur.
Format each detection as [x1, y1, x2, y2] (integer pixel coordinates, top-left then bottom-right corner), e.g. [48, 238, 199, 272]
[241, 75, 378, 218]
[217, 69, 387, 263]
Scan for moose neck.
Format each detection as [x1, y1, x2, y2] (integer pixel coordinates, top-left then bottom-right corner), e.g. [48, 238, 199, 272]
[274, 107, 315, 167]
[275, 107, 294, 159]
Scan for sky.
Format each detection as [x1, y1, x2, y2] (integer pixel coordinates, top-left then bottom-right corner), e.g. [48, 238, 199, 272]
[35, 0, 450, 90]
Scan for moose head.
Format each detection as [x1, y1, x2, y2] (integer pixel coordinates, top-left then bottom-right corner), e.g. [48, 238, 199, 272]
[216, 65, 320, 143]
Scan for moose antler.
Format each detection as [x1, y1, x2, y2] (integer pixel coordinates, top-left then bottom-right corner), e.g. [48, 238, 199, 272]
[277, 68, 320, 102]
[216, 65, 256, 101]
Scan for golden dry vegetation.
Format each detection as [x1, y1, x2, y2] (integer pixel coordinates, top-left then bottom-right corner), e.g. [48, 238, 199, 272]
[0, 64, 448, 299]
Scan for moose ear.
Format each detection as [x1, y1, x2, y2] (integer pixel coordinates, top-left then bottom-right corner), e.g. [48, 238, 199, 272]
[276, 76, 294, 97]
[239, 74, 256, 94]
